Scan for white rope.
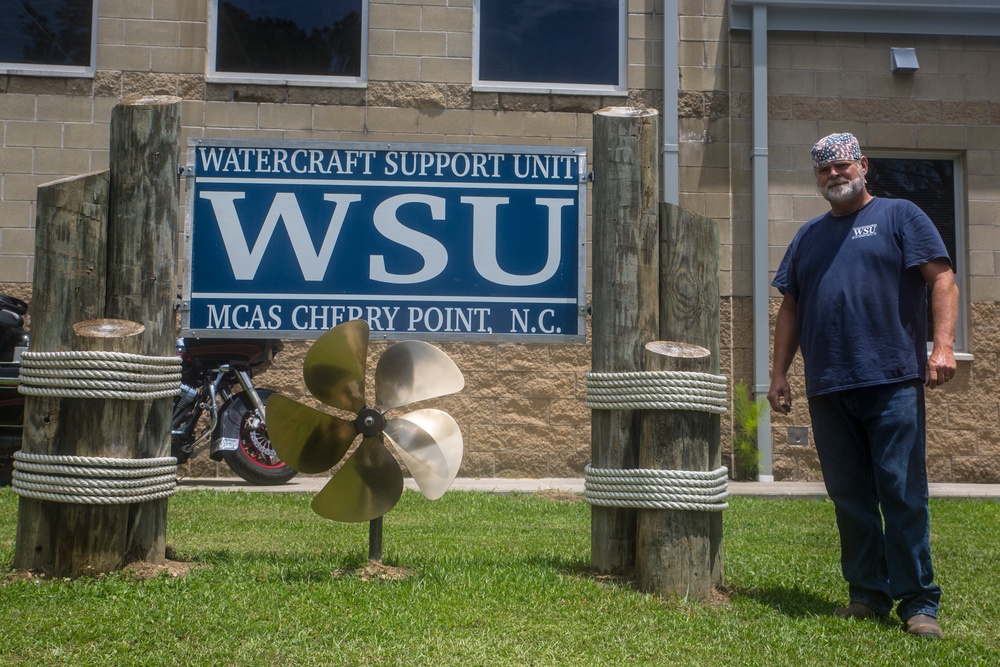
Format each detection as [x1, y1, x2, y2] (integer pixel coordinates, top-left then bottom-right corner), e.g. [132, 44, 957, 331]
[11, 451, 178, 505]
[14, 452, 178, 467]
[13, 471, 177, 490]
[18, 350, 182, 400]
[584, 370, 728, 413]
[19, 367, 181, 384]
[12, 459, 178, 478]
[20, 350, 183, 364]
[11, 487, 177, 505]
[583, 464, 729, 512]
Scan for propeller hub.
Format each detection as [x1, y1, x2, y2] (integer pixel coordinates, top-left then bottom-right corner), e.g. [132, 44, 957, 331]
[354, 407, 387, 437]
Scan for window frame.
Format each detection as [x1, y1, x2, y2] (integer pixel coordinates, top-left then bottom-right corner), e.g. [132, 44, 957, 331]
[0, 0, 98, 77]
[865, 151, 969, 356]
[472, 0, 627, 95]
[206, 0, 368, 87]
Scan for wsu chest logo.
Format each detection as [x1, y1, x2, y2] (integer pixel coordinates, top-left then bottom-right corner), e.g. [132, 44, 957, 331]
[852, 223, 878, 239]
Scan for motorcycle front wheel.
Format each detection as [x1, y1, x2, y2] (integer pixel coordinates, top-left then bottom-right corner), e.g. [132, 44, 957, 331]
[220, 389, 298, 485]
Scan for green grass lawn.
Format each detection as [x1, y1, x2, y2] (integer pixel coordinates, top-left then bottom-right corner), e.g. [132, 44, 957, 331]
[1, 489, 997, 666]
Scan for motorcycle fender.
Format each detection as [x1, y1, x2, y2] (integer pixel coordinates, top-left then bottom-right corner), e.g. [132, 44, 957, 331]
[208, 394, 254, 461]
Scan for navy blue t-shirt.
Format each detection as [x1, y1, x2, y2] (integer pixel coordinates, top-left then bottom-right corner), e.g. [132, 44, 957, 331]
[772, 197, 950, 398]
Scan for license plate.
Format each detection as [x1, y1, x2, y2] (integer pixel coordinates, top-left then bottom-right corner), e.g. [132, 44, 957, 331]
[217, 437, 239, 451]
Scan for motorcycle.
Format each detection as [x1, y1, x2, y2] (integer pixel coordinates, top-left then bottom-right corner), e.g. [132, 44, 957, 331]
[171, 336, 297, 485]
[0, 295, 29, 487]
[0, 293, 296, 486]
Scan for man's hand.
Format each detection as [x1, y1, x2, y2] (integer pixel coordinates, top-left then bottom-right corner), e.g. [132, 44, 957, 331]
[767, 375, 793, 415]
[768, 294, 799, 415]
[919, 258, 959, 389]
[925, 346, 957, 388]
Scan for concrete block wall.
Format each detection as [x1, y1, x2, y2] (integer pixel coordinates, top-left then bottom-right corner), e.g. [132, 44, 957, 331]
[676, 0, 743, 474]
[6, 1, 997, 481]
[0, 0, 680, 480]
[728, 28, 1000, 482]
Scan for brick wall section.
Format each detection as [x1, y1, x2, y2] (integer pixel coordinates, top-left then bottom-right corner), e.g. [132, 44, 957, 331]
[4, 2, 1000, 481]
[677, 0, 740, 472]
[0, 1, 669, 481]
[728, 28, 1000, 482]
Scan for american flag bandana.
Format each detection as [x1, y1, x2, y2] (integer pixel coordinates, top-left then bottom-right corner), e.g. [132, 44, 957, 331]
[811, 133, 862, 169]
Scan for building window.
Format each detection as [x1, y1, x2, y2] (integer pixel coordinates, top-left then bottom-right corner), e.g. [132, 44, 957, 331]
[209, 0, 367, 85]
[0, 0, 96, 76]
[474, 0, 625, 93]
[866, 156, 968, 353]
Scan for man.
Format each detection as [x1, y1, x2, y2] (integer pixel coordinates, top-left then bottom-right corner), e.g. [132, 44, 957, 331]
[767, 132, 958, 640]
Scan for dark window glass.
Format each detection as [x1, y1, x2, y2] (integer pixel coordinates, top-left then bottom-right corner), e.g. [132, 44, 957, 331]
[866, 157, 958, 342]
[216, 0, 363, 77]
[0, 0, 93, 67]
[479, 0, 620, 87]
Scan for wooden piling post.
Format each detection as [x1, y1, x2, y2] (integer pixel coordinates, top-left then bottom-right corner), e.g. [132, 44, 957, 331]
[13, 95, 181, 573]
[590, 107, 659, 573]
[13, 171, 109, 571]
[636, 341, 715, 598]
[105, 95, 181, 563]
[647, 203, 725, 590]
[53, 320, 147, 575]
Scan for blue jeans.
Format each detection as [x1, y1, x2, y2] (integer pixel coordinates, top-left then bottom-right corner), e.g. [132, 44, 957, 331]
[807, 380, 940, 620]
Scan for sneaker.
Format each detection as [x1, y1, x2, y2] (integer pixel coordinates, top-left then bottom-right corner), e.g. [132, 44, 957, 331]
[834, 602, 885, 620]
[904, 614, 943, 639]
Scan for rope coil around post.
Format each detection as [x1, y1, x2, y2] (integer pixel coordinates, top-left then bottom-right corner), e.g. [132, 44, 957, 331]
[14, 350, 182, 504]
[12, 452, 179, 505]
[583, 465, 729, 511]
[18, 350, 182, 401]
[584, 370, 727, 413]
[584, 368, 730, 511]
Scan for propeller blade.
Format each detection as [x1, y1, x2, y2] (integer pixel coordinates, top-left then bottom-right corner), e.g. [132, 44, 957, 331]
[311, 436, 403, 523]
[384, 408, 463, 500]
[303, 319, 370, 413]
[373, 341, 465, 411]
[265, 395, 357, 474]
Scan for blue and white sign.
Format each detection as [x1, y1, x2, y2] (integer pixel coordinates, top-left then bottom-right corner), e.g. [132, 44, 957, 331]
[182, 139, 587, 342]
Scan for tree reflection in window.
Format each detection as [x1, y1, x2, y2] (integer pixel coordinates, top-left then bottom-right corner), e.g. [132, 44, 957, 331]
[866, 157, 959, 344]
[216, 0, 362, 78]
[478, 0, 621, 87]
[0, 0, 93, 67]
[866, 158, 956, 266]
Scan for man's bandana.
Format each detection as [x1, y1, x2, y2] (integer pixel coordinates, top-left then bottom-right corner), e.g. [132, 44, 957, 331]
[811, 132, 862, 169]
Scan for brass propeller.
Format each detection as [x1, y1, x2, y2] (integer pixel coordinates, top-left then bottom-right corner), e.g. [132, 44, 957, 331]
[263, 395, 357, 474]
[267, 320, 465, 523]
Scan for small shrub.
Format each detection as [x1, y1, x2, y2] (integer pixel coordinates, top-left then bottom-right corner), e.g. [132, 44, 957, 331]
[732, 381, 768, 481]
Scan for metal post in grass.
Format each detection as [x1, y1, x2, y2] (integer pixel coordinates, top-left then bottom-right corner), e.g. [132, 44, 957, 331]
[590, 107, 660, 573]
[369, 517, 383, 563]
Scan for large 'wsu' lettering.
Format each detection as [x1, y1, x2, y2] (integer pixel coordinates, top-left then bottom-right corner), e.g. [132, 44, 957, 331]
[198, 191, 572, 286]
[200, 191, 360, 281]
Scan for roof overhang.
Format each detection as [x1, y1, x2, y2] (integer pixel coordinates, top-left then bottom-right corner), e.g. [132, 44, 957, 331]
[730, 0, 1000, 36]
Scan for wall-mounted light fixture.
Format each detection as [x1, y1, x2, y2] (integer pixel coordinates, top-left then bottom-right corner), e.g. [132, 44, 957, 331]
[890, 47, 919, 73]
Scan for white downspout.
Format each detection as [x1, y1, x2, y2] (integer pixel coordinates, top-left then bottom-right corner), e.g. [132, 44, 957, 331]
[751, 5, 774, 481]
[663, 0, 679, 204]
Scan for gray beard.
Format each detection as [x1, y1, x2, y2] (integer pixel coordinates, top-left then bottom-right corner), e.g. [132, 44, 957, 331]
[821, 176, 865, 203]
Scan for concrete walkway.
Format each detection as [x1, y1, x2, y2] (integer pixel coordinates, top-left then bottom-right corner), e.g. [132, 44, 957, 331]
[178, 477, 1000, 499]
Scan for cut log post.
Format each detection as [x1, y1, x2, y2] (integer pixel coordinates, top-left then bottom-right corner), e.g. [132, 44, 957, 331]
[13, 95, 181, 573]
[590, 107, 660, 573]
[636, 341, 714, 598]
[657, 203, 724, 587]
[13, 171, 109, 571]
[105, 95, 181, 564]
[52, 320, 146, 576]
